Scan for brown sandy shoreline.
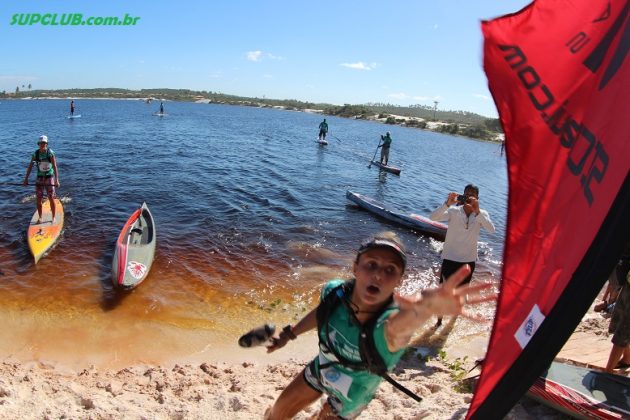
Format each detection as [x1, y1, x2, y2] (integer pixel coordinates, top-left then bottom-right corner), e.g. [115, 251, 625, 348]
[1, 277, 612, 419]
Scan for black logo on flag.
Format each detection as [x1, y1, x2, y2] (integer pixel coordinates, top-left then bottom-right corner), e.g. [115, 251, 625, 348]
[567, 1, 629, 89]
[498, 44, 608, 206]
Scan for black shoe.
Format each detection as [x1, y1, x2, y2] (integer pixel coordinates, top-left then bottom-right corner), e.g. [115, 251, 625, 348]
[238, 324, 276, 348]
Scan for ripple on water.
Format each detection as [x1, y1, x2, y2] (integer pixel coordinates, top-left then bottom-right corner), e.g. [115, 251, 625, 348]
[0, 100, 507, 365]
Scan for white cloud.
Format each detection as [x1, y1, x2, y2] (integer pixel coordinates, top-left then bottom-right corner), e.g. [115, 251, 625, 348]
[247, 51, 263, 62]
[473, 93, 491, 100]
[246, 51, 284, 62]
[433, 24, 439, 30]
[340, 62, 377, 70]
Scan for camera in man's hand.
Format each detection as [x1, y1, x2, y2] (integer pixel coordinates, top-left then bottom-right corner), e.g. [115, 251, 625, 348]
[457, 195, 469, 205]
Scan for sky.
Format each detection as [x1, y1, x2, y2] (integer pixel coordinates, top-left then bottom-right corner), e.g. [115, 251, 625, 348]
[1, 0, 533, 118]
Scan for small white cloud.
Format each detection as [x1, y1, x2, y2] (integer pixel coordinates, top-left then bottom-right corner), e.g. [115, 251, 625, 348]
[341, 62, 377, 70]
[246, 51, 283, 62]
[388, 92, 409, 100]
[433, 24, 438, 29]
[473, 93, 491, 100]
[247, 51, 263, 62]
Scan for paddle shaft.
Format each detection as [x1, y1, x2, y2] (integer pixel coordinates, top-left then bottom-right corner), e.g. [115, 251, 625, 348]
[5, 183, 60, 197]
[329, 133, 342, 143]
[16, 182, 60, 187]
[3, 182, 59, 187]
[368, 139, 381, 168]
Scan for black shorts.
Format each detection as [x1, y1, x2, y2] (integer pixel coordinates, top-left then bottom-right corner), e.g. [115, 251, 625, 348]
[440, 259, 476, 284]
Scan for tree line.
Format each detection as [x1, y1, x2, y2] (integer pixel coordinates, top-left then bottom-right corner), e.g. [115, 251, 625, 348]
[1, 87, 502, 141]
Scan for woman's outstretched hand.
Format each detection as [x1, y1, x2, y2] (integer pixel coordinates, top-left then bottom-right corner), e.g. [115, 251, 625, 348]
[397, 265, 496, 320]
[386, 265, 497, 351]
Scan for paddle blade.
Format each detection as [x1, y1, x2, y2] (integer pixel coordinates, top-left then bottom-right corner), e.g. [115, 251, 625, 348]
[238, 323, 276, 348]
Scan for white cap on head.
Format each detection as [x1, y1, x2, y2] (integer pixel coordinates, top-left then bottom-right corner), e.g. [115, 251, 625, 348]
[38, 135, 48, 144]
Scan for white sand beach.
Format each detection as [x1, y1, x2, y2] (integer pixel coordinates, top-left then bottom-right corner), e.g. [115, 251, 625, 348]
[1, 309, 613, 419]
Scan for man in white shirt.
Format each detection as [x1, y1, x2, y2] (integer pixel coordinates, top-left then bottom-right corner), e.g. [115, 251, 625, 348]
[430, 184, 495, 326]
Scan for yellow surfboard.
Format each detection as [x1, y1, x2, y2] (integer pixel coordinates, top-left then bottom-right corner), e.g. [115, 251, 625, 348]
[27, 198, 64, 263]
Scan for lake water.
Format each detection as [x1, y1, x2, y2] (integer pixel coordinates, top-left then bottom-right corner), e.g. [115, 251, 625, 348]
[0, 99, 507, 367]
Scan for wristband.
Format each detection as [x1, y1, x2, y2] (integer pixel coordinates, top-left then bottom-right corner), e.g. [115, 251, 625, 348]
[282, 324, 297, 340]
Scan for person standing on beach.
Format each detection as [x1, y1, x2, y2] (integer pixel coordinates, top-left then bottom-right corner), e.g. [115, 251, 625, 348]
[262, 232, 495, 419]
[378, 132, 393, 165]
[594, 254, 627, 313]
[429, 184, 495, 327]
[23, 135, 60, 224]
[318, 118, 328, 141]
[604, 241, 630, 373]
[70, 100, 75, 116]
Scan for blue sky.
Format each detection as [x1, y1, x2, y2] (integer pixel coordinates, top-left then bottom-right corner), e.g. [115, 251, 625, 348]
[1, 0, 532, 117]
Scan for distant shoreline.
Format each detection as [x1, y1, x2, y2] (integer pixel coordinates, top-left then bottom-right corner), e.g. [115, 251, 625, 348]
[3, 94, 504, 143]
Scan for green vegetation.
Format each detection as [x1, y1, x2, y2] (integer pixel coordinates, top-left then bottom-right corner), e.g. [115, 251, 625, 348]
[459, 123, 495, 140]
[248, 297, 285, 313]
[404, 348, 475, 394]
[0, 87, 502, 142]
[323, 104, 374, 119]
[436, 350, 473, 393]
[438, 123, 460, 135]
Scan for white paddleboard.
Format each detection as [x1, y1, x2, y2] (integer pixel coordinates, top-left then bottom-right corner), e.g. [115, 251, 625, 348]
[67, 114, 81, 119]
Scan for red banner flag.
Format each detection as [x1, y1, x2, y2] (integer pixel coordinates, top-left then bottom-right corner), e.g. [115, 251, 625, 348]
[470, 1, 630, 417]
